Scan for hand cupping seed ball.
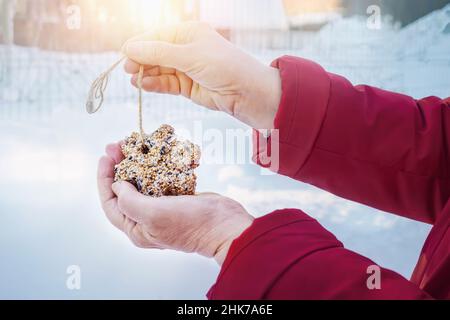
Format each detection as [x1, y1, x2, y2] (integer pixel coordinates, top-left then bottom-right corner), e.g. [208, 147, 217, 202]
[114, 124, 201, 197]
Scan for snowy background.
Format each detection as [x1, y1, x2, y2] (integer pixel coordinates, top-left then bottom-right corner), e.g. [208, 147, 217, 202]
[0, 4, 450, 299]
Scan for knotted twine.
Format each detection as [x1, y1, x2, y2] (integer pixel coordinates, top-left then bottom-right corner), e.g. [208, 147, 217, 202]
[86, 56, 146, 142]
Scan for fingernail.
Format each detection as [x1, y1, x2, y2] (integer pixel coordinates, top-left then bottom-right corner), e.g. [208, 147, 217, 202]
[112, 181, 122, 194]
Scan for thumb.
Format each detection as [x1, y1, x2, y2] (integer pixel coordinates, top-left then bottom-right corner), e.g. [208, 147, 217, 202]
[124, 41, 190, 71]
[112, 181, 149, 223]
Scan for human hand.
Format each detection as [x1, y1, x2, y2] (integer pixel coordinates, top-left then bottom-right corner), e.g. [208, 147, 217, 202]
[97, 142, 254, 265]
[123, 22, 281, 130]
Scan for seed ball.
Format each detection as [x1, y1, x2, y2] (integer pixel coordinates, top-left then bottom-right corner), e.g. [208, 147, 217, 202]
[114, 124, 201, 197]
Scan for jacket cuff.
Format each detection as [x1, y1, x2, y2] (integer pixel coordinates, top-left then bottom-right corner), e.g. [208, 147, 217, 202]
[207, 209, 342, 300]
[253, 56, 331, 176]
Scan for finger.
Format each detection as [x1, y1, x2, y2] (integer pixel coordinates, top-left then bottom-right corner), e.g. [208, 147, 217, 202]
[113, 180, 212, 221]
[124, 41, 191, 71]
[158, 66, 177, 75]
[133, 67, 172, 79]
[112, 181, 192, 224]
[97, 156, 125, 230]
[105, 142, 124, 164]
[97, 156, 115, 203]
[112, 181, 155, 223]
[129, 69, 159, 86]
[131, 75, 181, 95]
[123, 22, 207, 46]
[125, 220, 163, 249]
[125, 61, 176, 76]
[123, 24, 178, 46]
[141, 66, 176, 76]
[124, 59, 146, 74]
[103, 197, 125, 231]
[142, 67, 162, 77]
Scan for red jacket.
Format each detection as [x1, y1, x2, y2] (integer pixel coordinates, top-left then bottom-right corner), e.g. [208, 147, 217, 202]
[207, 56, 450, 300]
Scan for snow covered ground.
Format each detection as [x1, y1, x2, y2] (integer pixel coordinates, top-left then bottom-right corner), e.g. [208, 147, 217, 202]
[0, 6, 449, 299]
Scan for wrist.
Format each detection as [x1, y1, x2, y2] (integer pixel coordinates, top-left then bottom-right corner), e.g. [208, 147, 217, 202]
[213, 214, 254, 266]
[237, 64, 281, 130]
[213, 240, 233, 266]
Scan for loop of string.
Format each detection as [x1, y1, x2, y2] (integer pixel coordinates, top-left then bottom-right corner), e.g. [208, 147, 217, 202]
[86, 56, 126, 114]
[87, 56, 146, 142]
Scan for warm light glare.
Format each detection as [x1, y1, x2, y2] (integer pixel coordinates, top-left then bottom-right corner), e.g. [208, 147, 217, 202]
[136, 0, 164, 29]
[98, 8, 108, 24]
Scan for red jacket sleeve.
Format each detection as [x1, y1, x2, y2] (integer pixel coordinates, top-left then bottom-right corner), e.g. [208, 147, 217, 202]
[207, 210, 431, 300]
[253, 56, 450, 224]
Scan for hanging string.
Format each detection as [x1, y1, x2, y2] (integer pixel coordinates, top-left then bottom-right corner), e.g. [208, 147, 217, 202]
[137, 65, 145, 141]
[86, 56, 146, 142]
